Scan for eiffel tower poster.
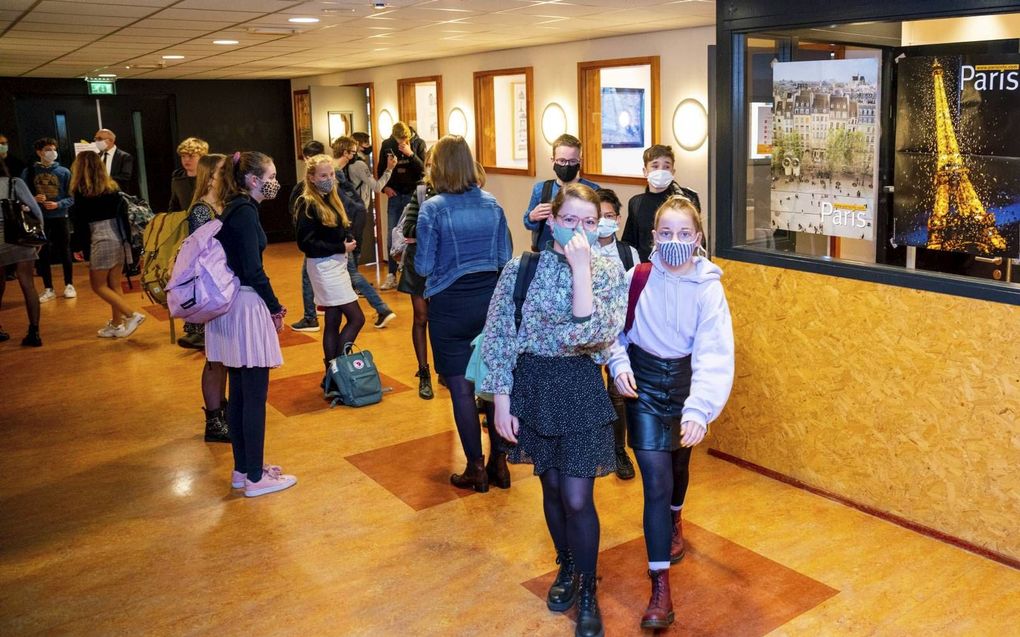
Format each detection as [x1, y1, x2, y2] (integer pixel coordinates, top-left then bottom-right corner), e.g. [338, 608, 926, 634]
[893, 55, 1020, 259]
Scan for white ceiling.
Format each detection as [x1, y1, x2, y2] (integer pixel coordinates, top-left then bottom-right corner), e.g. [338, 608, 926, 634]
[0, 0, 715, 80]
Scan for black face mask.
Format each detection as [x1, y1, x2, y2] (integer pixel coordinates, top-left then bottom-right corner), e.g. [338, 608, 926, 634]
[362, 146, 372, 155]
[553, 162, 580, 183]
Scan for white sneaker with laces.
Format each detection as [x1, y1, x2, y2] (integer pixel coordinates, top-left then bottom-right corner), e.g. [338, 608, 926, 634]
[380, 273, 397, 290]
[63, 284, 77, 298]
[97, 320, 120, 338]
[39, 288, 56, 303]
[114, 312, 146, 338]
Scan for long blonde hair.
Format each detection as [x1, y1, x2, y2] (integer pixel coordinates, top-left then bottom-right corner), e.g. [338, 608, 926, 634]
[297, 154, 349, 228]
[69, 151, 118, 197]
[190, 153, 226, 210]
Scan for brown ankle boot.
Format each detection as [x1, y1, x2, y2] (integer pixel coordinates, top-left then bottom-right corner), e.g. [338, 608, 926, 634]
[670, 509, 686, 563]
[640, 568, 674, 629]
[450, 456, 489, 493]
[485, 452, 511, 489]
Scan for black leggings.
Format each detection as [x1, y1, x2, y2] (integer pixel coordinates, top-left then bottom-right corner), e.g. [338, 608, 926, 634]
[37, 217, 73, 288]
[634, 447, 692, 562]
[540, 469, 600, 574]
[323, 301, 365, 362]
[227, 367, 270, 483]
[445, 375, 497, 462]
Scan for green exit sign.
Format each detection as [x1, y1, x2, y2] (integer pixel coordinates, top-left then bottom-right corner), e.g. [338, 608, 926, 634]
[87, 80, 116, 96]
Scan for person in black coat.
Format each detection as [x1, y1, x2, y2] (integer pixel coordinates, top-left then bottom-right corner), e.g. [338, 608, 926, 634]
[93, 129, 135, 194]
[168, 137, 209, 211]
[377, 122, 427, 288]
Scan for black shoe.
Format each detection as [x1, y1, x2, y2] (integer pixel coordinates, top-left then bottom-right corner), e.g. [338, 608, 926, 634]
[177, 332, 204, 350]
[373, 311, 397, 329]
[203, 407, 230, 443]
[0, 327, 9, 342]
[416, 364, 434, 400]
[546, 550, 578, 612]
[575, 572, 603, 637]
[615, 448, 635, 480]
[21, 326, 41, 347]
[290, 317, 320, 332]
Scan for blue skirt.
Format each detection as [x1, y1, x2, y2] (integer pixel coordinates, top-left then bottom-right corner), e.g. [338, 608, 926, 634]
[426, 271, 498, 377]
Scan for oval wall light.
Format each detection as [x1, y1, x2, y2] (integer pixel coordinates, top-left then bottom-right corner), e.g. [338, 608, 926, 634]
[378, 109, 394, 137]
[673, 98, 708, 151]
[448, 107, 468, 137]
[541, 102, 567, 145]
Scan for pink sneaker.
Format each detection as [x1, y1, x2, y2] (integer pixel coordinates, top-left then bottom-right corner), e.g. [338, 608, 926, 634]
[244, 468, 296, 498]
[231, 465, 283, 489]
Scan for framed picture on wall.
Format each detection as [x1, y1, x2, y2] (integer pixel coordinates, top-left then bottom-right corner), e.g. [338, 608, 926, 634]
[511, 81, 528, 160]
[601, 87, 645, 148]
[293, 89, 312, 157]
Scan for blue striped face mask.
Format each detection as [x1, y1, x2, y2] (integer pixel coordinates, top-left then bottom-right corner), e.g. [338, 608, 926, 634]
[658, 238, 697, 267]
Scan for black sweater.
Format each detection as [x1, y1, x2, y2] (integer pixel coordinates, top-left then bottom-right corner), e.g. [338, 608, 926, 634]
[622, 182, 702, 263]
[69, 191, 130, 253]
[376, 135, 426, 194]
[217, 195, 281, 314]
[294, 199, 353, 259]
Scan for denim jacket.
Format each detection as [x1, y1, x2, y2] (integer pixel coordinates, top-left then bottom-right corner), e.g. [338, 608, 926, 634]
[414, 186, 512, 297]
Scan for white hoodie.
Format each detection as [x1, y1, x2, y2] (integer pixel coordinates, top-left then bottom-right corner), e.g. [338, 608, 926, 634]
[607, 254, 735, 428]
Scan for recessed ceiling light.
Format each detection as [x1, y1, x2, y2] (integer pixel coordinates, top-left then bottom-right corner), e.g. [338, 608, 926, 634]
[288, 17, 320, 23]
[213, 39, 239, 45]
[98, 73, 117, 77]
[161, 55, 185, 60]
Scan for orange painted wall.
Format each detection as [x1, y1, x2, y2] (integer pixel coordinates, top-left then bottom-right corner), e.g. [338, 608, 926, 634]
[711, 259, 1020, 560]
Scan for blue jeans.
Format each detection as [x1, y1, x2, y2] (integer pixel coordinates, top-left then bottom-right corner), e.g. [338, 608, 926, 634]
[386, 192, 412, 275]
[348, 249, 390, 316]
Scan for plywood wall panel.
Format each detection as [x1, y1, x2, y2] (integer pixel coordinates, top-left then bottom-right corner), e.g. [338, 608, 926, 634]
[712, 259, 1020, 560]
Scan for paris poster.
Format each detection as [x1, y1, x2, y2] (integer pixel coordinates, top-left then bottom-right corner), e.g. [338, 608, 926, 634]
[770, 58, 880, 240]
[893, 54, 1020, 258]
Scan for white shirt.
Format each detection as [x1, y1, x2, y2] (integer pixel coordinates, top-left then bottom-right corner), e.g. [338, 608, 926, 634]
[99, 144, 116, 176]
[593, 237, 639, 271]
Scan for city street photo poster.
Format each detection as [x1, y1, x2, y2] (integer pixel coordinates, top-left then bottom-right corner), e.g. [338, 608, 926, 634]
[893, 54, 1020, 258]
[770, 58, 880, 240]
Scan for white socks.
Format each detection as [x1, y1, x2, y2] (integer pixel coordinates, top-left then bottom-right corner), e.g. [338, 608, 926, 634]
[649, 561, 671, 571]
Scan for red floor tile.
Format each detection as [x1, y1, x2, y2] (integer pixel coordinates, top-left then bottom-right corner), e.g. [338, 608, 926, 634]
[268, 370, 412, 417]
[142, 304, 170, 321]
[278, 328, 316, 348]
[522, 524, 839, 636]
[345, 430, 534, 511]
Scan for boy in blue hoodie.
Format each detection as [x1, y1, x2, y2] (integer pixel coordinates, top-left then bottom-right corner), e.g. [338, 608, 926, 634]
[22, 138, 74, 301]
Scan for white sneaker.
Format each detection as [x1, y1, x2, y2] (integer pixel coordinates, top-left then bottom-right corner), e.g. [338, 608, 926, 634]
[97, 320, 120, 338]
[63, 284, 77, 298]
[39, 288, 56, 303]
[380, 274, 397, 290]
[114, 312, 146, 338]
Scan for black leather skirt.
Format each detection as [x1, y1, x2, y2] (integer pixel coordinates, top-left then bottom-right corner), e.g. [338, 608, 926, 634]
[625, 344, 693, 452]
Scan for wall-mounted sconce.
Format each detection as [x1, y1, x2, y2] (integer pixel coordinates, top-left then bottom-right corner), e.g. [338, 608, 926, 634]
[541, 102, 567, 145]
[673, 98, 708, 151]
[378, 108, 394, 137]
[448, 107, 468, 137]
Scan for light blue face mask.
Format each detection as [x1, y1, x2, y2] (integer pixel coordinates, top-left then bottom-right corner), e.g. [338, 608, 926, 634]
[551, 220, 598, 248]
[0, 143, 8, 154]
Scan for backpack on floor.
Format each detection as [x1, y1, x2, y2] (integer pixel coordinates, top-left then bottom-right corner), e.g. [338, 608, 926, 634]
[325, 343, 383, 408]
[139, 210, 190, 306]
[165, 216, 239, 323]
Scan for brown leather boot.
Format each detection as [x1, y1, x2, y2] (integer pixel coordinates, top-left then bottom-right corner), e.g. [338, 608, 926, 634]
[670, 509, 686, 563]
[640, 569, 675, 629]
[450, 456, 489, 493]
[485, 452, 511, 489]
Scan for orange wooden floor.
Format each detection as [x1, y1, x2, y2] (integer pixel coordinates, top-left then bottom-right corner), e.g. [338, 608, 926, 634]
[1, 243, 1017, 636]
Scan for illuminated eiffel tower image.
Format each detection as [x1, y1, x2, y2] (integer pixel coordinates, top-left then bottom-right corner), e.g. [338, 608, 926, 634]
[926, 60, 1007, 254]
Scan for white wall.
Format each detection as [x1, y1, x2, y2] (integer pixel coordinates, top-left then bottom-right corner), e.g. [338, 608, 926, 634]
[292, 26, 715, 255]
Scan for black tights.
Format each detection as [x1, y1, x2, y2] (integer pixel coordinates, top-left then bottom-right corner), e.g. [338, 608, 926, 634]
[226, 367, 270, 483]
[634, 447, 692, 562]
[323, 301, 365, 362]
[0, 260, 40, 329]
[410, 295, 429, 369]
[540, 469, 600, 574]
[201, 361, 227, 410]
[445, 375, 497, 462]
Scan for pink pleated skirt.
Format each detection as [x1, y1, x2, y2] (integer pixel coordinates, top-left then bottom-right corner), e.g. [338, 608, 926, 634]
[205, 286, 283, 369]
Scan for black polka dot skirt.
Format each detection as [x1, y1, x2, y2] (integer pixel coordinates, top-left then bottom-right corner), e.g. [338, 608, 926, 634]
[506, 354, 617, 478]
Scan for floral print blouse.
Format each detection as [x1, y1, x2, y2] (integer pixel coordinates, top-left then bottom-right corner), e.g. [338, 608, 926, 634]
[479, 247, 627, 396]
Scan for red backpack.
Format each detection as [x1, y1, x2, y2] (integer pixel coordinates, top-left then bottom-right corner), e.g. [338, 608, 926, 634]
[624, 262, 652, 334]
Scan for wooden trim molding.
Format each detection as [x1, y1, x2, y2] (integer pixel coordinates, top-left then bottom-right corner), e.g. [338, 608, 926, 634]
[707, 448, 1020, 571]
[472, 66, 535, 177]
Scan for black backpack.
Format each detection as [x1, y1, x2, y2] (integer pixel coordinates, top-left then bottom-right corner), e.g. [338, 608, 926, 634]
[615, 240, 635, 271]
[529, 179, 556, 252]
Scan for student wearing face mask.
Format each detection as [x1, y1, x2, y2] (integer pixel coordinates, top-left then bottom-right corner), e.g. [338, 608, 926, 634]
[622, 145, 702, 263]
[482, 183, 626, 637]
[0, 133, 27, 181]
[593, 188, 639, 481]
[22, 138, 74, 302]
[208, 151, 295, 498]
[523, 134, 600, 252]
[608, 196, 734, 631]
[294, 154, 365, 379]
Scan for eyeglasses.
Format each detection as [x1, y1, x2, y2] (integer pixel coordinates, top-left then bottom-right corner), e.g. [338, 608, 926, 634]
[553, 159, 580, 167]
[656, 229, 699, 242]
[559, 215, 599, 231]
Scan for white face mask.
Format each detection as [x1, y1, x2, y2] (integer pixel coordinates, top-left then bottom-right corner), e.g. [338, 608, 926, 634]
[646, 169, 673, 190]
[596, 218, 619, 238]
[43, 150, 58, 163]
[94, 140, 108, 152]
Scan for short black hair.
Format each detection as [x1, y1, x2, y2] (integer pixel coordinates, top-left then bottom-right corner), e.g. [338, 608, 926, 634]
[596, 188, 621, 214]
[302, 140, 325, 157]
[34, 137, 58, 151]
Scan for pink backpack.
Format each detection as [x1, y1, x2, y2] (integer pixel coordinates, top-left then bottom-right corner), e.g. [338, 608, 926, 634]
[166, 217, 239, 323]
